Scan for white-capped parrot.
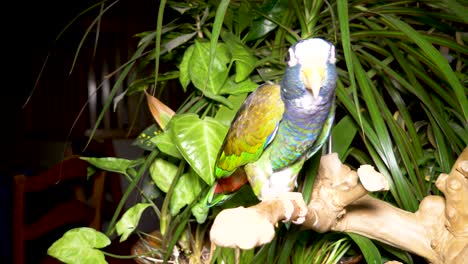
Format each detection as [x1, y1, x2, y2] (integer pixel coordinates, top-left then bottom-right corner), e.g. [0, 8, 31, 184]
[195, 38, 337, 223]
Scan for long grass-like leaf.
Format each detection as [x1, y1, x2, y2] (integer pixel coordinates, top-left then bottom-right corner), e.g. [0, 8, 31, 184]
[424, 107, 453, 173]
[205, 0, 230, 92]
[357, 50, 426, 198]
[337, 0, 363, 135]
[381, 15, 468, 123]
[290, 0, 309, 37]
[352, 51, 418, 211]
[69, 0, 120, 74]
[336, 81, 398, 203]
[362, 43, 464, 153]
[348, 233, 382, 264]
[442, 0, 468, 24]
[350, 31, 468, 55]
[278, 228, 301, 264]
[153, 0, 167, 94]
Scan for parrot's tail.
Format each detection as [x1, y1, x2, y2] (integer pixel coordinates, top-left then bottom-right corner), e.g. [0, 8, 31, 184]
[206, 168, 249, 207]
[191, 169, 250, 223]
[214, 168, 248, 194]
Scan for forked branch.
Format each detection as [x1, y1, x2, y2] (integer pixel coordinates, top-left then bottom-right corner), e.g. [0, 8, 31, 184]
[210, 147, 468, 264]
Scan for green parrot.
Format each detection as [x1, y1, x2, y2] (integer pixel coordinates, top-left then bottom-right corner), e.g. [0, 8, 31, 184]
[195, 38, 337, 222]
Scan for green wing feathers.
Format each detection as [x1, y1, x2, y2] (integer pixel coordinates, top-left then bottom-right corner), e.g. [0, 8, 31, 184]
[215, 84, 284, 178]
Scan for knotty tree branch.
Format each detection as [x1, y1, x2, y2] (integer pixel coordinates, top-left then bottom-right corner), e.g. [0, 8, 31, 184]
[210, 147, 468, 264]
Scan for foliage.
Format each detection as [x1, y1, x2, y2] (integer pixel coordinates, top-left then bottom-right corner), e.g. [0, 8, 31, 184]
[47, 0, 466, 263]
[48, 227, 110, 264]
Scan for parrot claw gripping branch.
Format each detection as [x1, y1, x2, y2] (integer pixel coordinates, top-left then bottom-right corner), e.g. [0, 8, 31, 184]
[209, 38, 468, 264]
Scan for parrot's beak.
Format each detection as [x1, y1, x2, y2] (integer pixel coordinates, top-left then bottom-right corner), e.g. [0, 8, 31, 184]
[301, 66, 325, 99]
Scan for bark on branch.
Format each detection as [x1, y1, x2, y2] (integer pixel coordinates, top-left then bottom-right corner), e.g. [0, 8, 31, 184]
[210, 147, 468, 264]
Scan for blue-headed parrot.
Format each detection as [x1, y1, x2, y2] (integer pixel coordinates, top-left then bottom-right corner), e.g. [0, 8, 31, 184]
[195, 38, 337, 223]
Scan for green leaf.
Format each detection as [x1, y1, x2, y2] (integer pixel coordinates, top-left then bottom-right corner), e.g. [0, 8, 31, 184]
[191, 202, 210, 224]
[337, 0, 363, 137]
[105, 150, 159, 235]
[352, 51, 418, 211]
[220, 77, 259, 95]
[382, 15, 468, 123]
[214, 93, 248, 127]
[189, 41, 231, 96]
[149, 158, 178, 192]
[151, 130, 183, 159]
[170, 169, 203, 215]
[48, 227, 110, 264]
[221, 31, 257, 82]
[203, 92, 234, 108]
[80, 157, 141, 175]
[332, 115, 358, 160]
[348, 233, 381, 264]
[116, 203, 151, 242]
[178, 44, 195, 91]
[133, 124, 160, 151]
[245, 0, 289, 41]
[171, 114, 228, 185]
[377, 242, 414, 264]
[442, 0, 468, 24]
[234, 2, 254, 34]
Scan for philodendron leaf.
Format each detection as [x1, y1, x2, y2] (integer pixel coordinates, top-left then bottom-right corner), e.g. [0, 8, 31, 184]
[179, 44, 195, 91]
[149, 158, 178, 192]
[221, 31, 257, 82]
[220, 77, 258, 95]
[80, 157, 142, 175]
[116, 203, 151, 242]
[133, 124, 160, 151]
[151, 130, 183, 159]
[170, 169, 203, 215]
[48, 227, 110, 264]
[185, 40, 231, 97]
[215, 94, 248, 127]
[245, 0, 289, 41]
[191, 202, 210, 224]
[171, 113, 228, 185]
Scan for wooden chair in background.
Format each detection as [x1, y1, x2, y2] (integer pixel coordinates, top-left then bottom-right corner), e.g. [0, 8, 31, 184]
[12, 155, 107, 264]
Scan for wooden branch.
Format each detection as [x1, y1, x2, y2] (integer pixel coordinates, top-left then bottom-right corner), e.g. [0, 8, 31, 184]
[210, 147, 468, 264]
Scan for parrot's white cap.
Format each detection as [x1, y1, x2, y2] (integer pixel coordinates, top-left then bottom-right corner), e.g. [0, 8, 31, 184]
[287, 38, 336, 99]
[287, 38, 336, 68]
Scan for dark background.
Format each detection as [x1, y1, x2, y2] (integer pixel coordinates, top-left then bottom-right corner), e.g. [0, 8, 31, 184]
[2, 0, 161, 262]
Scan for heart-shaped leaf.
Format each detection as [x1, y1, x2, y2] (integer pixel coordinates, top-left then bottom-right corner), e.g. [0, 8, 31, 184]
[171, 114, 228, 185]
[151, 130, 183, 159]
[133, 124, 160, 151]
[187, 41, 231, 96]
[215, 94, 248, 127]
[178, 44, 195, 91]
[80, 157, 143, 176]
[222, 31, 257, 82]
[116, 203, 151, 242]
[48, 227, 110, 264]
[149, 158, 178, 193]
[170, 169, 203, 215]
[220, 77, 258, 95]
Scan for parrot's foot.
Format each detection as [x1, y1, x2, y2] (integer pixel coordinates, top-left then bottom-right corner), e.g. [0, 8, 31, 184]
[262, 192, 308, 224]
